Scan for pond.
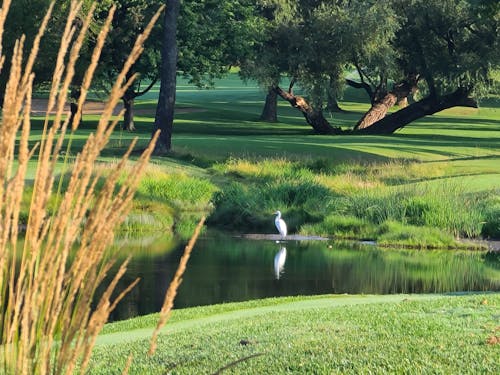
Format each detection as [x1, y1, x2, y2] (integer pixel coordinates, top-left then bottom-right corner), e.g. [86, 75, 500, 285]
[108, 231, 500, 321]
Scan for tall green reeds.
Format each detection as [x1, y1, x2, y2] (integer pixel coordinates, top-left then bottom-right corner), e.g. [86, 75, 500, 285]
[210, 158, 492, 244]
[0, 1, 166, 374]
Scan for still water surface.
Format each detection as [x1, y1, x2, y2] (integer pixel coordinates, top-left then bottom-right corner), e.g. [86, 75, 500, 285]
[109, 231, 500, 321]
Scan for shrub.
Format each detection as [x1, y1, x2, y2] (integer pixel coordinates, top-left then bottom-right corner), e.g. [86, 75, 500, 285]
[300, 214, 377, 239]
[481, 195, 500, 239]
[376, 221, 460, 248]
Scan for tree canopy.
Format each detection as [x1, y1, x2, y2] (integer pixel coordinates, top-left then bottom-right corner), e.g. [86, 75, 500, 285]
[241, 0, 499, 134]
[0, 0, 497, 139]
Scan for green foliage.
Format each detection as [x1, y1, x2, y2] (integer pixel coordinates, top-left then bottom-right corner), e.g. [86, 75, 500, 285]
[95, 0, 163, 90]
[209, 159, 334, 232]
[340, 183, 487, 238]
[300, 214, 377, 239]
[0, 0, 114, 95]
[481, 195, 500, 239]
[376, 221, 460, 248]
[132, 170, 217, 236]
[393, 0, 499, 98]
[179, 0, 266, 88]
[208, 156, 493, 245]
[137, 171, 216, 209]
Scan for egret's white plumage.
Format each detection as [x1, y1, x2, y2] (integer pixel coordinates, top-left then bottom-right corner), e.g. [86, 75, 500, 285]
[274, 210, 287, 239]
[274, 246, 287, 280]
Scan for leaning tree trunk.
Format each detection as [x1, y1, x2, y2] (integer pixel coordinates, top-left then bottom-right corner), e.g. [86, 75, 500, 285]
[354, 78, 418, 130]
[152, 0, 180, 153]
[260, 88, 278, 122]
[354, 92, 399, 130]
[396, 97, 408, 108]
[122, 96, 135, 131]
[273, 86, 342, 135]
[356, 88, 478, 135]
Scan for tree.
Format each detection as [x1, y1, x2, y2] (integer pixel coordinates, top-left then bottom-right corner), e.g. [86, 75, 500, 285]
[239, 1, 292, 122]
[152, 0, 179, 153]
[359, 0, 499, 134]
[152, 0, 264, 152]
[0, 0, 53, 104]
[95, 0, 162, 131]
[249, 0, 499, 135]
[0, 0, 113, 112]
[272, 0, 399, 134]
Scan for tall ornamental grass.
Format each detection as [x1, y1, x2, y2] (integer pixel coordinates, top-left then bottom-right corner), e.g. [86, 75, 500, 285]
[0, 1, 170, 374]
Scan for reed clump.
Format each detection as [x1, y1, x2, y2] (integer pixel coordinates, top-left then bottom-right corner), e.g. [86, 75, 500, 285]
[0, 1, 165, 374]
[210, 158, 491, 244]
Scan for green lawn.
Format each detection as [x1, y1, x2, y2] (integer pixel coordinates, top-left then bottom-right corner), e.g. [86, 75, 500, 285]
[28, 74, 500, 243]
[88, 293, 500, 374]
[25, 75, 500, 373]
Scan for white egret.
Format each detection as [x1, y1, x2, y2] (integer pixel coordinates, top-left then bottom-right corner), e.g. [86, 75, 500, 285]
[274, 210, 287, 240]
[274, 246, 287, 280]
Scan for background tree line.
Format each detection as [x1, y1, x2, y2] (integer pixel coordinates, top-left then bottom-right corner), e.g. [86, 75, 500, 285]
[1, 0, 498, 152]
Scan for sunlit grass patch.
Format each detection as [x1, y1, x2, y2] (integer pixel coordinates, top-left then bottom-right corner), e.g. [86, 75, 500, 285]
[367, 160, 449, 185]
[127, 168, 217, 235]
[376, 221, 462, 249]
[300, 215, 377, 239]
[213, 157, 315, 181]
[137, 170, 216, 209]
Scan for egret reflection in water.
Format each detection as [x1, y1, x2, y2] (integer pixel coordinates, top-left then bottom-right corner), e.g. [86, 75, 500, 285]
[274, 246, 287, 279]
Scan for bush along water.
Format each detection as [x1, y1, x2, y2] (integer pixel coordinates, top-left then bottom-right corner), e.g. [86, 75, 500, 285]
[208, 158, 496, 248]
[127, 168, 217, 238]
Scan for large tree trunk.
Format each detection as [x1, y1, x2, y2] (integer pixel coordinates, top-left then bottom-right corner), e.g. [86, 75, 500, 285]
[152, 0, 180, 153]
[260, 88, 278, 122]
[122, 96, 135, 131]
[354, 92, 399, 130]
[273, 85, 342, 135]
[356, 88, 478, 135]
[354, 77, 418, 130]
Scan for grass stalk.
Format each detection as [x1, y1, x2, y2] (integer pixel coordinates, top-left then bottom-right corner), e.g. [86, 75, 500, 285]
[0, 2, 164, 374]
[148, 216, 206, 356]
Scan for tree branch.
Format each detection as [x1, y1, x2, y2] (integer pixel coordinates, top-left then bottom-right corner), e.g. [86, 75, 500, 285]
[349, 59, 375, 102]
[288, 77, 296, 94]
[135, 76, 158, 98]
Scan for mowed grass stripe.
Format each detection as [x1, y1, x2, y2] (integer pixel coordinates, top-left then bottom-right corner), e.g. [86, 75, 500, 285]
[96, 294, 448, 346]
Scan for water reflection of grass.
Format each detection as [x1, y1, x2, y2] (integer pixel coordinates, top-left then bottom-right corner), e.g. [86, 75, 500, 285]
[318, 246, 500, 293]
[111, 233, 179, 259]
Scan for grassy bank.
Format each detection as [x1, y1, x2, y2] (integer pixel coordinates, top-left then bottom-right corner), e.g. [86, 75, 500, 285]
[27, 74, 500, 246]
[209, 158, 498, 247]
[87, 293, 500, 374]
